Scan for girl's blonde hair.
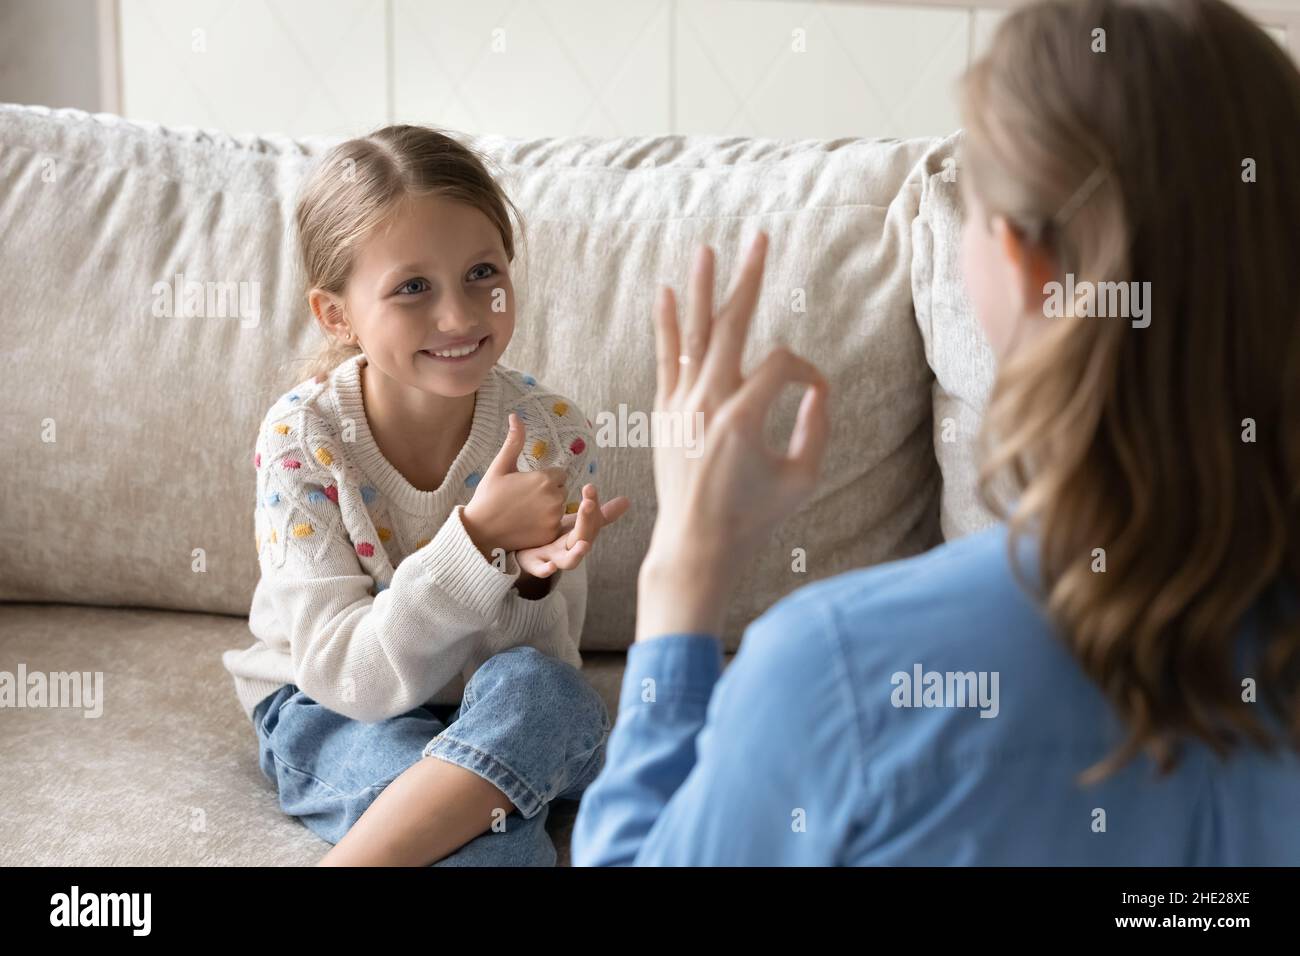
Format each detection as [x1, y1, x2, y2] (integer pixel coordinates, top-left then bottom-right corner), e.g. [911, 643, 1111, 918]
[290, 125, 519, 382]
[962, 0, 1300, 781]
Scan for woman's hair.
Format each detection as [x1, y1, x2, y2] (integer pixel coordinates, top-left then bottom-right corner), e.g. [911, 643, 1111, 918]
[961, 0, 1300, 781]
[290, 125, 520, 382]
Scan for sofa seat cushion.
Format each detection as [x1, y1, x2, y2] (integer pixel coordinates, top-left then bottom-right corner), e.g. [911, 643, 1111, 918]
[0, 603, 631, 866]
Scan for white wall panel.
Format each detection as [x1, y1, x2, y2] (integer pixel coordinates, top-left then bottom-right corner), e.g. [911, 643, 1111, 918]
[676, 0, 969, 139]
[120, 0, 387, 137]
[392, 0, 672, 137]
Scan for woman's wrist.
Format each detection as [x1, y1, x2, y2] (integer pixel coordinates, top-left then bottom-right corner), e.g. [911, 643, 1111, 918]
[636, 546, 736, 642]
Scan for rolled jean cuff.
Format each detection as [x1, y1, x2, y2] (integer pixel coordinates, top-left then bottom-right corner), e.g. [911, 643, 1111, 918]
[422, 732, 548, 820]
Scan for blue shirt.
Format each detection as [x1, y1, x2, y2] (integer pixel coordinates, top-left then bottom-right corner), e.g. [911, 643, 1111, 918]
[571, 525, 1299, 865]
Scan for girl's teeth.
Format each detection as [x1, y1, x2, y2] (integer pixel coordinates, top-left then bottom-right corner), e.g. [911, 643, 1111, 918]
[429, 340, 481, 358]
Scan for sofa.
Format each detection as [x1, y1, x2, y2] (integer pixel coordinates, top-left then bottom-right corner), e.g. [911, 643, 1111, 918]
[0, 102, 993, 865]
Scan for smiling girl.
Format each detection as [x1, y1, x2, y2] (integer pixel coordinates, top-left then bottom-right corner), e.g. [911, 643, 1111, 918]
[222, 125, 629, 866]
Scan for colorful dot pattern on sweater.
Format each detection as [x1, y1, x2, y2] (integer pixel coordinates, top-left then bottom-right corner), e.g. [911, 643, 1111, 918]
[251, 364, 597, 590]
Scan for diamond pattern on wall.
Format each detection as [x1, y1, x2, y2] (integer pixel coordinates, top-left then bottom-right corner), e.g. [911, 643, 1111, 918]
[115, 1, 1300, 141]
[392, 0, 672, 137]
[121, 0, 978, 140]
[676, 0, 968, 140]
[120, 0, 388, 137]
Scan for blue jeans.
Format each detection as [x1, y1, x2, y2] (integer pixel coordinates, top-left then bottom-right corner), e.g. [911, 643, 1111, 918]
[251, 645, 611, 866]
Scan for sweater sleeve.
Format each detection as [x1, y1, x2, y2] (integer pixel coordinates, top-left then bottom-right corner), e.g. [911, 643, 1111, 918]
[250, 424, 524, 723]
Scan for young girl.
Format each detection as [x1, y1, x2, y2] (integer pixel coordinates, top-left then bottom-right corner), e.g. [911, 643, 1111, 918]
[222, 125, 630, 866]
[573, 0, 1300, 864]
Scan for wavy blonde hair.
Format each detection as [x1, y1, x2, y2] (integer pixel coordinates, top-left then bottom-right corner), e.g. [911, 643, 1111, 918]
[962, 0, 1300, 781]
[287, 125, 520, 383]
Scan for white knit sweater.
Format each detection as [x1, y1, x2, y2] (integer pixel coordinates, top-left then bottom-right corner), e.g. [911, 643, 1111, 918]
[221, 353, 599, 723]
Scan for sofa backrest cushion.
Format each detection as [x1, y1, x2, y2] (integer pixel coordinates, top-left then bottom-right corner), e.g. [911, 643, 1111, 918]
[910, 135, 999, 539]
[0, 104, 957, 650]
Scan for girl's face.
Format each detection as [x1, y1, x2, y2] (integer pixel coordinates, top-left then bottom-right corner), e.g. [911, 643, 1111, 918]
[337, 194, 515, 398]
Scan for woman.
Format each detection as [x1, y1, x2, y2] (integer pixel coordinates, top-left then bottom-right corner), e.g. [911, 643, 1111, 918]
[571, 0, 1300, 865]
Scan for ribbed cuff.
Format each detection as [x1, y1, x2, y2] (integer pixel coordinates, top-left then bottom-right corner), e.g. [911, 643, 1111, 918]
[417, 505, 521, 621]
[495, 582, 568, 638]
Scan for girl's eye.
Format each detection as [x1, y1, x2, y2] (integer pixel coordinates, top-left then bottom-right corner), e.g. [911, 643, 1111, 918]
[395, 278, 429, 295]
[466, 263, 497, 282]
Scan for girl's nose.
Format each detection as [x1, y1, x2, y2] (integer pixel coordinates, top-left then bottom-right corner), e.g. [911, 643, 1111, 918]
[435, 292, 476, 332]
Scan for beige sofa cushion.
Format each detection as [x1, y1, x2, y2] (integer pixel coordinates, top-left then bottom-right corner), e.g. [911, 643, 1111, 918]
[0, 603, 631, 865]
[0, 104, 948, 651]
[911, 133, 998, 539]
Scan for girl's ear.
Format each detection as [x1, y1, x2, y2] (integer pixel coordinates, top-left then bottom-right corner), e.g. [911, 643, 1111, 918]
[308, 289, 349, 340]
[991, 215, 1057, 317]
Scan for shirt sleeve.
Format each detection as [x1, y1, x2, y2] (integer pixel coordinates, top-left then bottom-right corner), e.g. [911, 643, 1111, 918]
[251, 423, 525, 724]
[570, 600, 866, 865]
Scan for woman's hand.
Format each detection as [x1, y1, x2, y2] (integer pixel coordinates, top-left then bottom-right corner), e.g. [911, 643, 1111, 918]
[517, 483, 631, 580]
[636, 232, 830, 642]
[462, 413, 568, 559]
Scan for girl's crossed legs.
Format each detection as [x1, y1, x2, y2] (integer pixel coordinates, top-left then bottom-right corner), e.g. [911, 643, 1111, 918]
[252, 645, 611, 866]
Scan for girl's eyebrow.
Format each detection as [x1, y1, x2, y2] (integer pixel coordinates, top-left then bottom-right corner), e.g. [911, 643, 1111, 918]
[378, 248, 502, 287]
[378, 264, 426, 288]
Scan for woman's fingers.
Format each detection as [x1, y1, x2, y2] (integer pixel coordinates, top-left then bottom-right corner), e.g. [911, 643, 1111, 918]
[702, 232, 768, 390]
[786, 378, 831, 483]
[657, 234, 768, 404]
[731, 347, 827, 460]
[654, 285, 682, 400]
[681, 245, 715, 388]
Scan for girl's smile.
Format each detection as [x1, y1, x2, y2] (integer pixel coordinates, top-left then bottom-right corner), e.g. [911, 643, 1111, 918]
[419, 332, 492, 363]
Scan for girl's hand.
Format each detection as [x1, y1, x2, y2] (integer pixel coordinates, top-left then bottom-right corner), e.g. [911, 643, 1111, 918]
[636, 232, 830, 642]
[517, 483, 631, 579]
[462, 413, 569, 559]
